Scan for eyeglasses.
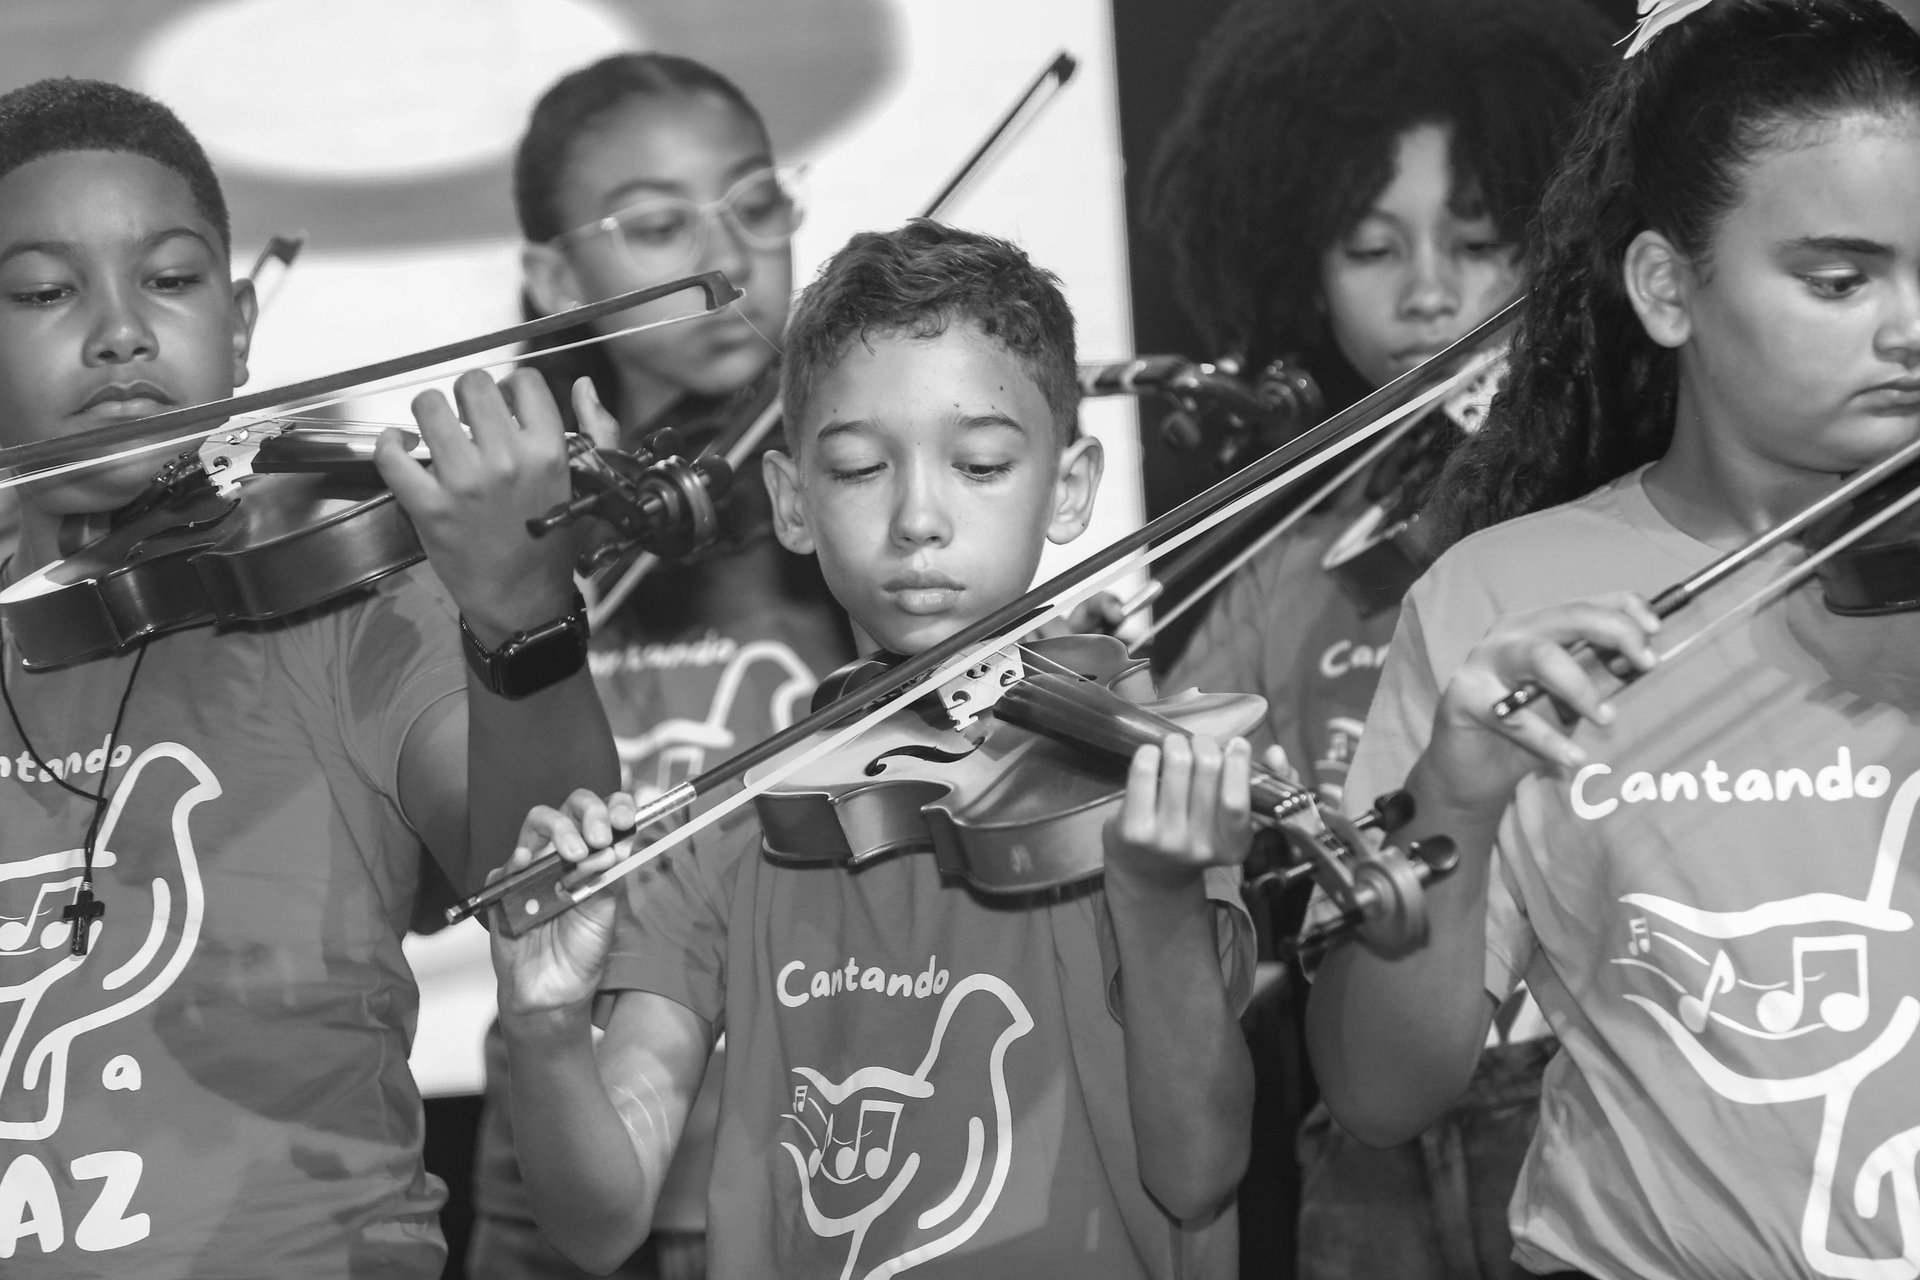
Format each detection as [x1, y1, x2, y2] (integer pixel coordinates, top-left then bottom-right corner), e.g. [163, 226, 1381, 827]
[557, 165, 806, 281]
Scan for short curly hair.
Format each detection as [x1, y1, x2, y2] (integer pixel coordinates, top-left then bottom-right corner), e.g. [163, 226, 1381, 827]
[0, 78, 229, 248]
[781, 220, 1078, 447]
[1145, 0, 1617, 373]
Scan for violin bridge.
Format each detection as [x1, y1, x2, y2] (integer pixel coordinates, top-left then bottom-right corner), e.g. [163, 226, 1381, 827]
[934, 647, 1026, 729]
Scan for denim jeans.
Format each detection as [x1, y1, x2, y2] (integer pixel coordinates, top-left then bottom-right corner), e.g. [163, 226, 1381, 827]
[1296, 1037, 1557, 1280]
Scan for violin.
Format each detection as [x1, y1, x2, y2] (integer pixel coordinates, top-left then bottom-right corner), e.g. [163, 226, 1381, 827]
[453, 300, 1522, 953]
[1318, 347, 1508, 616]
[575, 635, 1457, 953]
[0, 421, 729, 669]
[0, 270, 746, 669]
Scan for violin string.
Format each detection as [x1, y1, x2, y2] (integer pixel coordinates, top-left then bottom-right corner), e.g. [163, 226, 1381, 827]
[586, 387, 787, 629]
[563, 386, 1417, 905]
[0, 302, 727, 493]
[1013, 641, 1317, 807]
[1131, 367, 1467, 649]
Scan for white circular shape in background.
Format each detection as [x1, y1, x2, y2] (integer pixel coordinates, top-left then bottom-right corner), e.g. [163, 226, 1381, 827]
[133, 0, 639, 181]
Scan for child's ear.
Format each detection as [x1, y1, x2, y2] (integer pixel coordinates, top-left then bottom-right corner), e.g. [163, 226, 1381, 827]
[1045, 434, 1104, 545]
[522, 241, 583, 317]
[1623, 229, 1692, 350]
[762, 448, 815, 554]
[229, 277, 259, 388]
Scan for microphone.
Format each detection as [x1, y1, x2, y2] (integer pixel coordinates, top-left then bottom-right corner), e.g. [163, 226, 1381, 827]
[1253, 357, 1324, 434]
[1077, 354, 1193, 398]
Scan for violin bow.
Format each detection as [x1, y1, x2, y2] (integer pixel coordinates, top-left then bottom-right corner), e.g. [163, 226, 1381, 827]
[0, 270, 744, 490]
[458, 297, 1521, 935]
[1118, 367, 1469, 649]
[587, 50, 1081, 629]
[1493, 427, 1920, 718]
[246, 233, 307, 316]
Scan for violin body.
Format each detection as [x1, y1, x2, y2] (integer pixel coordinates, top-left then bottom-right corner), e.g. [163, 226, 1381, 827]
[748, 635, 1268, 893]
[1802, 459, 1920, 615]
[2, 469, 420, 668]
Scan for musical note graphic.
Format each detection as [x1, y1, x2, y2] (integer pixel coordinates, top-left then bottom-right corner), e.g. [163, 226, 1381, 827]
[0, 877, 79, 953]
[1679, 949, 1737, 1033]
[1629, 917, 1651, 955]
[828, 1098, 904, 1182]
[1755, 935, 1869, 1034]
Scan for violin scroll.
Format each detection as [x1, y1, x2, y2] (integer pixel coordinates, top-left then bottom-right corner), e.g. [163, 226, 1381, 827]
[528, 428, 733, 571]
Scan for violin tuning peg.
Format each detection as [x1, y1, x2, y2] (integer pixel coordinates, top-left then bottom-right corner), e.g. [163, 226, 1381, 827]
[1407, 836, 1458, 876]
[1358, 789, 1416, 834]
[641, 427, 686, 460]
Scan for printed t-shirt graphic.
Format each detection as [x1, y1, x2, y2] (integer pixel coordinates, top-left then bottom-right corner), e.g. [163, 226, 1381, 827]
[1351, 469, 1920, 1277]
[0, 568, 463, 1278]
[604, 810, 1252, 1280]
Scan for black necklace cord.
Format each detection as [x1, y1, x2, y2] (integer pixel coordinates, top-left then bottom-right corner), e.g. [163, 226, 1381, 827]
[0, 616, 149, 955]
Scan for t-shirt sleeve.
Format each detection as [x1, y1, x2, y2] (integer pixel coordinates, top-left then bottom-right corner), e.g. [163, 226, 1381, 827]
[599, 806, 756, 1028]
[1099, 864, 1257, 1021]
[1206, 862, 1257, 1014]
[329, 565, 467, 803]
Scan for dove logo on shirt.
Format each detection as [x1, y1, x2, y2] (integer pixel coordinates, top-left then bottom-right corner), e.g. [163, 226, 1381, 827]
[0, 743, 216, 1258]
[1610, 766, 1920, 1276]
[780, 972, 1034, 1280]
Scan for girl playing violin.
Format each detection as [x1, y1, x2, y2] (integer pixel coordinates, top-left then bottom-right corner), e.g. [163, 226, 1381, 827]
[467, 52, 852, 1280]
[1309, 1, 1920, 1275]
[1146, 0, 1616, 1274]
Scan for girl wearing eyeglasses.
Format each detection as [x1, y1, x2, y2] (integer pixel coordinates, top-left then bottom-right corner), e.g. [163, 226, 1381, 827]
[463, 52, 854, 1280]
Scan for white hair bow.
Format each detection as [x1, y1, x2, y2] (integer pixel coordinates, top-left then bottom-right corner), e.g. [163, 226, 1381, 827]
[1622, 0, 1718, 58]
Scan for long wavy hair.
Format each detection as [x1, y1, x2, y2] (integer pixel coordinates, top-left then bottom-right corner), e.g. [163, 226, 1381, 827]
[1428, 0, 1920, 548]
[1144, 0, 1617, 391]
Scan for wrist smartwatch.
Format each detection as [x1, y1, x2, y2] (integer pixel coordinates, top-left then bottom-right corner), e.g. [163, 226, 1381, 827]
[460, 591, 591, 699]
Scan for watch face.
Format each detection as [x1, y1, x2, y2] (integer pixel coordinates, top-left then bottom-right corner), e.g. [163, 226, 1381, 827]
[498, 625, 591, 699]
[465, 597, 591, 699]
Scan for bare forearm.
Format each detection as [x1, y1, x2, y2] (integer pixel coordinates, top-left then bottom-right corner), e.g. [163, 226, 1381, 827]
[1306, 760, 1503, 1146]
[501, 1007, 657, 1273]
[466, 668, 618, 893]
[1106, 868, 1253, 1221]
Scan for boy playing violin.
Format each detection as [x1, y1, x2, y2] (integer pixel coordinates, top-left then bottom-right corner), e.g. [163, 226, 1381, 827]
[0, 79, 616, 1277]
[490, 220, 1261, 1279]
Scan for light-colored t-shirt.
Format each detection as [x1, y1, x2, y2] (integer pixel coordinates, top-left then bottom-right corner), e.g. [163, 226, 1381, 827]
[1351, 467, 1920, 1278]
[0, 567, 465, 1278]
[603, 801, 1254, 1280]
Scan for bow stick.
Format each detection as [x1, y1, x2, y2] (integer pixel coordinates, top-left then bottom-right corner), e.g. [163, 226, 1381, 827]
[457, 297, 1522, 934]
[1119, 366, 1469, 650]
[587, 50, 1081, 629]
[1493, 426, 1920, 719]
[0, 271, 744, 490]
[246, 233, 307, 314]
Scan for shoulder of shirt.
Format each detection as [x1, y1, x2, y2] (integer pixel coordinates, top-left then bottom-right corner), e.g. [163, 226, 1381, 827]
[1409, 476, 1638, 618]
